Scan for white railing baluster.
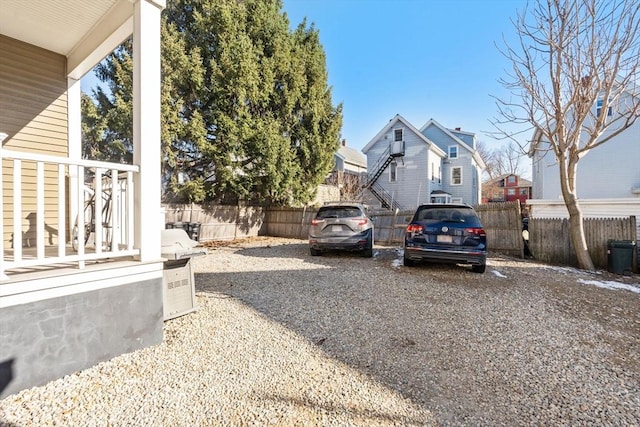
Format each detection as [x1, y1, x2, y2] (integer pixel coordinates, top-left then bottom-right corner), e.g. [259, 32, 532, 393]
[58, 164, 66, 257]
[12, 159, 22, 261]
[36, 161, 45, 259]
[110, 168, 119, 252]
[94, 168, 103, 254]
[77, 166, 85, 269]
[0, 145, 4, 280]
[0, 150, 140, 278]
[127, 171, 134, 251]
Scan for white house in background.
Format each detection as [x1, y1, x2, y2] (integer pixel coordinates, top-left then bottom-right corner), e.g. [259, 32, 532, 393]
[528, 92, 640, 239]
[361, 114, 485, 210]
[334, 139, 367, 176]
[1, 0, 165, 398]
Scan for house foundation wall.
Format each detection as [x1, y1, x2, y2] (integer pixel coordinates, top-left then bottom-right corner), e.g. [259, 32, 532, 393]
[0, 277, 163, 399]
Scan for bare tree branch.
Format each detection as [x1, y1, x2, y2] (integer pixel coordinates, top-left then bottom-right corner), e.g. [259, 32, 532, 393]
[492, 0, 640, 270]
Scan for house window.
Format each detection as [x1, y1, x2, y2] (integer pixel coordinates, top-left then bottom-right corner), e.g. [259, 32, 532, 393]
[596, 99, 612, 117]
[431, 162, 435, 181]
[394, 128, 403, 142]
[507, 175, 516, 184]
[438, 165, 441, 183]
[520, 188, 528, 196]
[390, 161, 397, 182]
[507, 188, 516, 196]
[451, 197, 463, 204]
[449, 146, 458, 159]
[451, 167, 462, 185]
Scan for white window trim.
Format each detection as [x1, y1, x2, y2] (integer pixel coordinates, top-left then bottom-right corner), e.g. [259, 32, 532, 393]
[389, 161, 397, 182]
[448, 145, 458, 159]
[596, 98, 613, 118]
[451, 197, 463, 204]
[451, 166, 462, 185]
[393, 128, 403, 142]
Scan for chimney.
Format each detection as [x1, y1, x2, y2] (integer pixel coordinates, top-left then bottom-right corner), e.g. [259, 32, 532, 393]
[341, 139, 347, 146]
[455, 127, 461, 131]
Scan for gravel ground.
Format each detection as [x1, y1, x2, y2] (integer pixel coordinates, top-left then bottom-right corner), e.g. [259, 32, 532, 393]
[1, 236, 639, 426]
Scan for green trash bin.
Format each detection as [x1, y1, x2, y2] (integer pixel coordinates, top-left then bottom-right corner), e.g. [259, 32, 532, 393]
[607, 240, 636, 275]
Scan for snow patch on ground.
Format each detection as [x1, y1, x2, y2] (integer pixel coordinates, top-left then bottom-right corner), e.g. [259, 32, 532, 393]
[491, 270, 507, 278]
[392, 247, 404, 268]
[577, 279, 640, 294]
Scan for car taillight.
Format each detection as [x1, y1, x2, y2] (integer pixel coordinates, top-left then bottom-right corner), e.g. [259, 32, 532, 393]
[406, 224, 424, 233]
[311, 219, 323, 226]
[357, 218, 368, 226]
[465, 227, 486, 237]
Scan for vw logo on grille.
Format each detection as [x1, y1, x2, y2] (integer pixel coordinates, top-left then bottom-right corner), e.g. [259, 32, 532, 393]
[441, 226, 448, 233]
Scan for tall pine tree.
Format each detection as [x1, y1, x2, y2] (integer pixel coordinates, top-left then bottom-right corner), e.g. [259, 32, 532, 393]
[82, 0, 342, 205]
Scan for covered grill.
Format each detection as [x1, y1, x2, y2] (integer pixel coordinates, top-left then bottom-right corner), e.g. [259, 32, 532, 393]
[161, 229, 206, 320]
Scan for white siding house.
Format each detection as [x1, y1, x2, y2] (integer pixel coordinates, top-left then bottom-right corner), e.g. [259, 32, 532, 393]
[361, 115, 484, 210]
[528, 91, 640, 240]
[335, 140, 367, 175]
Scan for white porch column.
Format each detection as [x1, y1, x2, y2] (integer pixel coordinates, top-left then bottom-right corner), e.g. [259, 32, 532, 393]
[68, 78, 82, 236]
[133, 0, 165, 261]
[0, 132, 8, 280]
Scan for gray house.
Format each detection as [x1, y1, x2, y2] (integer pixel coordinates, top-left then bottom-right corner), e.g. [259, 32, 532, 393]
[335, 139, 367, 175]
[361, 115, 485, 210]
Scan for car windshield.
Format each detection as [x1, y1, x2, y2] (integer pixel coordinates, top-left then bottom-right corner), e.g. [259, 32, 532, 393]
[414, 207, 480, 225]
[317, 206, 363, 219]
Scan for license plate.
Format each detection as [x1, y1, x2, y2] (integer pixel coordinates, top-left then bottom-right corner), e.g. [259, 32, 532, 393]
[437, 235, 453, 243]
[332, 225, 342, 232]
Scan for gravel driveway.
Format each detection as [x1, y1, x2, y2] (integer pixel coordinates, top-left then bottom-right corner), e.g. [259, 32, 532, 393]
[2, 237, 639, 426]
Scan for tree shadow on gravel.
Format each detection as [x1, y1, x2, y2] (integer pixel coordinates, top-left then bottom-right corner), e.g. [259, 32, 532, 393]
[194, 242, 640, 425]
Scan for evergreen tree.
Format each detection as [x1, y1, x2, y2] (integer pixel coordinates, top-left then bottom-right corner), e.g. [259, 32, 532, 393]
[82, 0, 342, 205]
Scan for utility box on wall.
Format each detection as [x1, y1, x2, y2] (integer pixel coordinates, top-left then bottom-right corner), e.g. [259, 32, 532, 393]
[390, 140, 405, 157]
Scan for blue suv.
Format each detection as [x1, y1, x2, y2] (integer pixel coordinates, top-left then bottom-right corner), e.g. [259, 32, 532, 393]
[404, 204, 487, 273]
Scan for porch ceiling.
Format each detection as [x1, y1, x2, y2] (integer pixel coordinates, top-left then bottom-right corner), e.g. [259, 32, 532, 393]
[0, 0, 122, 55]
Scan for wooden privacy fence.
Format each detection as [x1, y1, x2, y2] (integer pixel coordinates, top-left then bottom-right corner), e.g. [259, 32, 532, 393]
[264, 207, 316, 240]
[265, 204, 526, 257]
[164, 203, 638, 271]
[473, 201, 524, 258]
[265, 207, 414, 245]
[164, 204, 267, 241]
[528, 216, 637, 270]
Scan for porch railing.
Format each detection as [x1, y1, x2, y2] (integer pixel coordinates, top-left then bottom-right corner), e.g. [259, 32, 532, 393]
[1, 149, 140, 280]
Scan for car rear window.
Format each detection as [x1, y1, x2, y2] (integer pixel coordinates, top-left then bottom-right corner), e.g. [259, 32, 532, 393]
[317, 206, 363, 219]
[414, 207, 481, 226]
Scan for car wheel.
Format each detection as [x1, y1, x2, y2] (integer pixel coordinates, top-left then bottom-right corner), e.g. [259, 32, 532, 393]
[403, 255, 415, 267]
[472, 263, 486, 273]
[310, 247, 321, 256]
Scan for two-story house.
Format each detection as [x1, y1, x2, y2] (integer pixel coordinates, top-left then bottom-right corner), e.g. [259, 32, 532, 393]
[361, 115, 485, 210]
[528, 91, 640, 241]
[482, 174, 532, 204]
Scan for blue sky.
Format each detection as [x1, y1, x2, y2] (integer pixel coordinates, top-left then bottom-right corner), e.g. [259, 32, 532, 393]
[81, 0, 529, 164]
[282, 0, 529, 153]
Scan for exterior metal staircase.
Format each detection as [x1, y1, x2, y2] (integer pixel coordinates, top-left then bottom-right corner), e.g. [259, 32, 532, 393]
[368, 182, 404, 211]
[361, 142, 406, 211]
